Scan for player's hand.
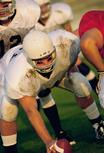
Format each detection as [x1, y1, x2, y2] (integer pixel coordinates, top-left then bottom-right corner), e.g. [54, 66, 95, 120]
[46, 140, 62, 153]
[46, 139, 72, 153]
[46, 140, 57, 153]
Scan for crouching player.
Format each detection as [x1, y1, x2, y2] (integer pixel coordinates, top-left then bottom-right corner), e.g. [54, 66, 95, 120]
[0, 29, 104, 153]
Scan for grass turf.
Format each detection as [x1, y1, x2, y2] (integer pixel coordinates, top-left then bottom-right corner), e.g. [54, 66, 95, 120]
[0, 88, 104, 153]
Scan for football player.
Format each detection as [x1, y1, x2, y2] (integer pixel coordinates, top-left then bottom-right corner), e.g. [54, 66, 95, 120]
[78, 10, 104, 108]
[34, 0, 76, 144]
[34, 0, 97, 93]
[35, 0, 73, 32]
[1, 29, 104, 153]
[34, 0, 98, 143]
[34, 0, 77, 144]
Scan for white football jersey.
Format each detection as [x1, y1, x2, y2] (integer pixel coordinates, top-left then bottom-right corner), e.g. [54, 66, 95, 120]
[3, 30, 80, 99]
[35, 2, 74, 32]
[0, 0, 40, 57]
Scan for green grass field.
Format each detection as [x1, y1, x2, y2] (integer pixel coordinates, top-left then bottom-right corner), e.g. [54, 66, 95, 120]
[1, 87, 104, 153]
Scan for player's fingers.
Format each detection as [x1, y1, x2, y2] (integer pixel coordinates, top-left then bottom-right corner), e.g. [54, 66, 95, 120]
[47, 146, 57, 153]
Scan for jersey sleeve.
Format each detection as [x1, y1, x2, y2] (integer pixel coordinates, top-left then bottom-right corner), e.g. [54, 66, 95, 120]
[4, 81, 24, 99]
[4, 52, 37, 99]
[52, 2, 74, 25]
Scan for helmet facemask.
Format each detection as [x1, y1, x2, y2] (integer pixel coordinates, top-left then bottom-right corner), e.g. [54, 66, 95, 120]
[32, 49, 56, 74]
[0, 0, 16, 25]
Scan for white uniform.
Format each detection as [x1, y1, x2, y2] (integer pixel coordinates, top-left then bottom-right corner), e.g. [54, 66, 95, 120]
[0, 0, 40, 57]
[0, 29, 92, 121]
[35, 2, 73, 32]
[96, 72, 104, 108]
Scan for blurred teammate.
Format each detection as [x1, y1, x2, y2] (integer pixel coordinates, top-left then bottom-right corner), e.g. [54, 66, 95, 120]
[0, 0, 40, 57]
[35, 0, 73, 32]
[1, 29, 104, 153]
[78, 10, 104, 108]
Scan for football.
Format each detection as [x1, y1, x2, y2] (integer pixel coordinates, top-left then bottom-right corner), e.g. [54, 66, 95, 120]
[55, 139, 73, 153]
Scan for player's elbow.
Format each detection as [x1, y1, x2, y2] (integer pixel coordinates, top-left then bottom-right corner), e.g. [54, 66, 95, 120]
[80, 37, 95, 53]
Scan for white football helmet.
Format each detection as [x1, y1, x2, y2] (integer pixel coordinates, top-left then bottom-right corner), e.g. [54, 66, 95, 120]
[23, 30, 56, 73]
[0, 0, 16, 24]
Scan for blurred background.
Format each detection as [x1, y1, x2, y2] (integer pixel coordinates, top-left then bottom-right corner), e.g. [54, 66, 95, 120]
[53, 0, 104, 30]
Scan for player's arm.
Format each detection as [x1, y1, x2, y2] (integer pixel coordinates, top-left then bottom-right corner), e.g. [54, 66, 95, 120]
[18, 96, 69, 153]
[18, 95, 53, 146]
[80, 28, 104, 71]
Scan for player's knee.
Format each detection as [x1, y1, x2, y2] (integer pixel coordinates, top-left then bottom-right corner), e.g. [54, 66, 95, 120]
[1, 96, 18, 122]
[40, 93, 55, 108]
[71, 72, 92, 97]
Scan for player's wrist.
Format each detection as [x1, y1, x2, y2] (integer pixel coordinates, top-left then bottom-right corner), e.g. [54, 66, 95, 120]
[46, 139, 56, 148]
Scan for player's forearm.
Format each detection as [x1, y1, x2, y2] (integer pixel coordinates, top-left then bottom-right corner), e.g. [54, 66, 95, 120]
[19, 96, 53, 145]
[26, 107, 53, 145]
[81, 39, 104, 71]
